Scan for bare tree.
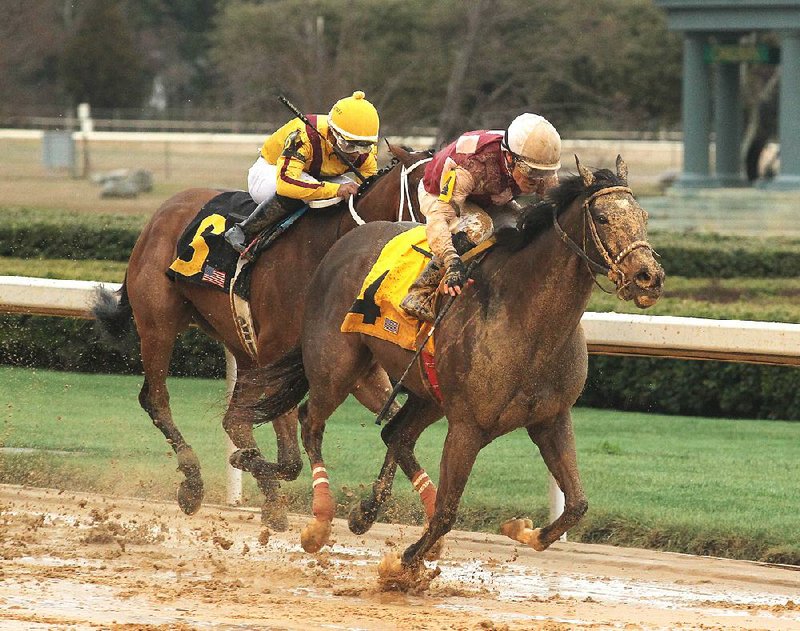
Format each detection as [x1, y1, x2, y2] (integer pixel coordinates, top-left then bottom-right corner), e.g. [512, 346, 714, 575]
[435, 0, 490, 146]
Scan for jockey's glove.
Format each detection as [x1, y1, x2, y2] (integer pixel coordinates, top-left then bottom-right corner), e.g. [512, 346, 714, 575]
[444, 257, 467, 290]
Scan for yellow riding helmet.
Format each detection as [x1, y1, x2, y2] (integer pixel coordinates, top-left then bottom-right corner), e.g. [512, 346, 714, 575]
[328, 91, 379, 142]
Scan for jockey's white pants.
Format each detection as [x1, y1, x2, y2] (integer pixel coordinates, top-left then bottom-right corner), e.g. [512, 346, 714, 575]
[247, 157, 278, 204]
[247, 155, 352, 207]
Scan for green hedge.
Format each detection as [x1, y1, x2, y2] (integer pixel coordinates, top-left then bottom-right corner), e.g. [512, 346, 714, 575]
[650, 231, 800, 278]
[581, 356, 800, 421]
[0, 315, 224, 379]
[2, 314, 799, 421]
[3, 208, 800, 276]
[0, 209, 143, 261]
[2, 208, 800, 420]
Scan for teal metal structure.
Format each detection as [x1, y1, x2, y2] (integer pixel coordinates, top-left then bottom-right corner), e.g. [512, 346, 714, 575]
[655, 0, 800, 189]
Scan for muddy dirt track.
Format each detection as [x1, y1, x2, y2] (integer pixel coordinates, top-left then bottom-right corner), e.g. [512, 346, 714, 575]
[0, 485, 798, 630]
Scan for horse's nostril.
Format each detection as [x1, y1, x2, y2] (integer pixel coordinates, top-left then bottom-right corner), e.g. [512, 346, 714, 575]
[635, 269, 652, 285]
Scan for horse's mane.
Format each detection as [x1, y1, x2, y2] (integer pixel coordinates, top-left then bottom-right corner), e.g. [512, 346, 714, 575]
[498, 169, 626, 250]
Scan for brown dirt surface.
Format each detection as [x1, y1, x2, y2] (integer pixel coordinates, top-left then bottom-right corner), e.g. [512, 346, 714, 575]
[0, 485, 798, 630]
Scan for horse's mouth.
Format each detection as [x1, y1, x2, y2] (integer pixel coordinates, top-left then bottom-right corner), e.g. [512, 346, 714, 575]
[619, 283, 663, 308]
[633, 292, 660, 308]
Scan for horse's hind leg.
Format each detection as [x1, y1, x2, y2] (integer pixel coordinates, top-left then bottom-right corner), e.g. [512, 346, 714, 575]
[136, 321, 202, 515]
[351, 362, 401, 420]
[500, 409, 588, 551]
[224, 366, 302, 531]
[348, 396, 441, 536]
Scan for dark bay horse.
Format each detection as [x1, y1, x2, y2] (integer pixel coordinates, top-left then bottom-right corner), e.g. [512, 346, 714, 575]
[253, 156, 665, 581]
[93, 145, 431, 529]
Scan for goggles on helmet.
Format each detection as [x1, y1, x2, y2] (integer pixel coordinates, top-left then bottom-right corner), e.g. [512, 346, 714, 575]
[332, 129, 375, 155]
[511, 154, 555, 180]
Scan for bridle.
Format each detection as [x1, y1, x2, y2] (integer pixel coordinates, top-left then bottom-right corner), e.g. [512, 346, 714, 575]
[552, 185, 654, 296]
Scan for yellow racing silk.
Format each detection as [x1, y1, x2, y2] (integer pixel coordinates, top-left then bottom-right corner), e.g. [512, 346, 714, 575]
[341, 225, 434, 353]
[260, 114, 378, 201]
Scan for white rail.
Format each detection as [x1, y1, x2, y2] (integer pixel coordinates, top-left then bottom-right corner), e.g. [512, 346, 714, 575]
[3, 275, 800, 527]
[4, 276, 800, 364]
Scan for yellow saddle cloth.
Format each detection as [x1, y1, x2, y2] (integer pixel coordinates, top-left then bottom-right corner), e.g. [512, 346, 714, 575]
[340, 225, 434, 353]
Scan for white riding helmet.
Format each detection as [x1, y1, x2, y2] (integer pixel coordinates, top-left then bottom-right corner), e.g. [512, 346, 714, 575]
[503, 113, 561, 171]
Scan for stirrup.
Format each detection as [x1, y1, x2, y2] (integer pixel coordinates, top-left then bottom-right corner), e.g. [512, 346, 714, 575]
[224, 225, 247, 253]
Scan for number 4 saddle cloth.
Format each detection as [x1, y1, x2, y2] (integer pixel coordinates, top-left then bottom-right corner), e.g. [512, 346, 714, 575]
[341, 225, 435, 355]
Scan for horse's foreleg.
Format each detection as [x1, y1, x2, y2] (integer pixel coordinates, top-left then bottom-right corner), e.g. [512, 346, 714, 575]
[379, 424, 483, 590]
[349, 397, 440, 535]
[138, 331, 203, 515]
[501, 412, 588, 551]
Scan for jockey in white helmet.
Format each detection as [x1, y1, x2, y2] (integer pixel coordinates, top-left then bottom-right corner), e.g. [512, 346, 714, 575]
[400, 113, 561, 323]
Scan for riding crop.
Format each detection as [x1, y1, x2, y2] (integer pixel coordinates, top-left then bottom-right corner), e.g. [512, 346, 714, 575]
[278, 95, 367, 183]
[374, 259, 479, 426]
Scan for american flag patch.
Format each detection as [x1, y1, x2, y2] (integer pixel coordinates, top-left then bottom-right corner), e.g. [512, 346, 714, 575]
[202, 264, 227, 288]
[383, 318, 400, 334]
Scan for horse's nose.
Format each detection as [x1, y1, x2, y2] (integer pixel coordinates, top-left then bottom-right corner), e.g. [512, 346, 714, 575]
[635, 265, 663, 290]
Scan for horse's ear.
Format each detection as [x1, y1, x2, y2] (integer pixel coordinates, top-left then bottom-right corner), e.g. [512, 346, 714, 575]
[616, 155, 629, 184]
[575, 155, 594, 187]
[386, 142, 416, 168]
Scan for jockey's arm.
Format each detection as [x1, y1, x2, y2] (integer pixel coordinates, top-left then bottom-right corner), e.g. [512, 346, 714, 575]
[422, 166, 476, 268]
[358, 147, 379, 179]
[274, 132, 341, 201]
[275, 155, 341, 201]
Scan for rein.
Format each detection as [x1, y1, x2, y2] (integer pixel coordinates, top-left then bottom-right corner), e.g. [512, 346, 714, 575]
[552, 185, 653, 295]
[348, 155, 433, 226]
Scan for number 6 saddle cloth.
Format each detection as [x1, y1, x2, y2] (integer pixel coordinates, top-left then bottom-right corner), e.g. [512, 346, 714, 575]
[341, 224, 435, 355]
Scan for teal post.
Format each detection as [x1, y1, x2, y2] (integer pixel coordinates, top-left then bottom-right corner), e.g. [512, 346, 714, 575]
[770, 30, 800, 189]
[714, 60, 745, 186]
[676, 32, 713, 188]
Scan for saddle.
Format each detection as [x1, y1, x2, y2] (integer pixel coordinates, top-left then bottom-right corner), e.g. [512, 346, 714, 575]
[167, 191, 306, 298]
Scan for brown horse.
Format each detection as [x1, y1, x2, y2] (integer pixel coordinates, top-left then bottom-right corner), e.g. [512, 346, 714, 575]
[93, 144, 432, 529]
[252, 156, 665, 581]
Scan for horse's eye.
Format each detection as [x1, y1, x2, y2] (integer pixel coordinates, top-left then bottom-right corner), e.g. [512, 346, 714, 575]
[596, 214, 609, 224]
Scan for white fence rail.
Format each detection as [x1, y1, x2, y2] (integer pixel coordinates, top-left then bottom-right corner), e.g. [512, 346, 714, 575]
[4, 276, 800, 365]
[3, 275, 800, 525]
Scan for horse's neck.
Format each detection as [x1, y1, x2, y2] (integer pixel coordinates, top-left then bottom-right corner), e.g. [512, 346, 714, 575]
[353, 165, 404, 223]
[502, 200, 596, 332]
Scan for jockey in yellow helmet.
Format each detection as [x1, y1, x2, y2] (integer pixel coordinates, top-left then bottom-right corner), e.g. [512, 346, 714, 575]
[400, 113, 561, 323]
[225, 91, 380, 253]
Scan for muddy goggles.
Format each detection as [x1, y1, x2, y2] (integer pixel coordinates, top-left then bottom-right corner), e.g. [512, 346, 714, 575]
[512, 155, 554, 180]
[332, 129, 375, 154]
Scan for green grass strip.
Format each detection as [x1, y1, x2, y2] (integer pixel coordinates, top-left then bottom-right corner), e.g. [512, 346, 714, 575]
[2, 366, 798, 564]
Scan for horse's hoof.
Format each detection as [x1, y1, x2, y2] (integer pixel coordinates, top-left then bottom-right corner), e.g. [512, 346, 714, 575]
[300, 518, 331, 553]
[177, 477, 203, 515]
[377, 551, 440, 592]
[261, 502, 289, 532]
[499, 518, 547, 551]
[348, 500, 376, 535]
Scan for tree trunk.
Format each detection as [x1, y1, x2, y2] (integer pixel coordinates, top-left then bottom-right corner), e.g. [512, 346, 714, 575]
[435, 0, 488, 147]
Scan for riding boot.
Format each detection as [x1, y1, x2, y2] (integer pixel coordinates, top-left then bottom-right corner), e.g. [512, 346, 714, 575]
[224, 195, 296, 253]
[400, 259, 443, 324]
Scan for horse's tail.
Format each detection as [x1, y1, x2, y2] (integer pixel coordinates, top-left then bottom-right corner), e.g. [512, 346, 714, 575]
[92, 275, 137, 349]
[251, 346, 309, 423]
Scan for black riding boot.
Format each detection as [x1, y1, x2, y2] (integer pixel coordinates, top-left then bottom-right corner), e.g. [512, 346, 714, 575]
[224, 195, 298, 253]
